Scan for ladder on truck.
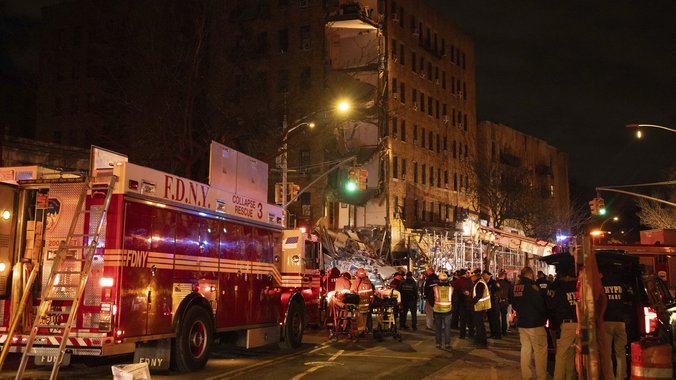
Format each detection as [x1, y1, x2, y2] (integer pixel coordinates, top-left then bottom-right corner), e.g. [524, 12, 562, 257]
[14, 174, 117, 380]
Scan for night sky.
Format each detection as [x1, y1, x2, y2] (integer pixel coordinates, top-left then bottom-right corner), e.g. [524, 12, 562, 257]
[2, 1, 675, 188]
[430, 0, 676, 189]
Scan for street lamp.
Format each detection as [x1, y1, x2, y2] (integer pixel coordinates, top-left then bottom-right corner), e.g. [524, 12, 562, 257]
[281, 100, 351, 225]
[626, 123, 676, 138]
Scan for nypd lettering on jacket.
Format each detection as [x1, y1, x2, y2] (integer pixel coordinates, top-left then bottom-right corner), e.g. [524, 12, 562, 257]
[566, 291, 577, 306]
[124, 249, 149, 267]
[604, 285, 623, 300]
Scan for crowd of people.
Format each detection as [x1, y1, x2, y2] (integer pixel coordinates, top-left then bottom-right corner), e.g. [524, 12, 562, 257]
[327, 263, 631, 380]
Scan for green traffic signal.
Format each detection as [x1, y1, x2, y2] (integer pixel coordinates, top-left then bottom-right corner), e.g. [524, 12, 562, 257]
[599, 207, 607, 216]
[345, 180, 357, 192]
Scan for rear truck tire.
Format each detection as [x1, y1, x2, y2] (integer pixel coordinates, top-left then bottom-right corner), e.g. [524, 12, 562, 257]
[282, 301, 305, 349]
[172, 306, 213, 372]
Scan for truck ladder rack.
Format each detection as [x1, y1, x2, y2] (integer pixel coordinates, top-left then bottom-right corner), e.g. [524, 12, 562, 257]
[13, 174, 117, 380]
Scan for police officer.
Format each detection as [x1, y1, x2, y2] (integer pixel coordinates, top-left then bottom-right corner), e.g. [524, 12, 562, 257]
[547, 266, 578, 380]
[399, 271, 419, 330]
[471, 269, 490, 348]
[433, 272, 453, 349]
[602, 272, 631, 380]
[511, 266, 548, 380]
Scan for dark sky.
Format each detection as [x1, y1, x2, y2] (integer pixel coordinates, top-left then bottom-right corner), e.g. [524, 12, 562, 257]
[2, 1, 675, 188]
[430, 0, 676, 188]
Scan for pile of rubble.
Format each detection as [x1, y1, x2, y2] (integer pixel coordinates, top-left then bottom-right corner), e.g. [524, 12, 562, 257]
[318, 227, 400, 284]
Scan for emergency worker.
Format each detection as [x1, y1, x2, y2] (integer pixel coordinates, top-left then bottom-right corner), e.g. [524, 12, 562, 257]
[326, 267, 341, 293]
[511, 266, 547, 380]
[351, 268, 374, 334]
[433, 272, 453, 349]
[390, 271, 403, 290]
[547, 268, 578, 380]
[423, 267, 439, 330]
[335, 272, 352, 293]
[496, 270, 512, 335]
[483, 270, 501, 339]
[399, 271, 419, 330]
[602, 273, 631, 380]
[471, 269, 490, 348]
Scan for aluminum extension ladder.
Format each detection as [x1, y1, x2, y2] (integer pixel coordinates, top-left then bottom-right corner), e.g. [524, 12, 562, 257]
[13, 174, 117, 380]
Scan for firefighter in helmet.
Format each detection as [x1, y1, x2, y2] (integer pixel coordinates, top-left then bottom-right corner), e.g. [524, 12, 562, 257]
[351, 268, 374, 334]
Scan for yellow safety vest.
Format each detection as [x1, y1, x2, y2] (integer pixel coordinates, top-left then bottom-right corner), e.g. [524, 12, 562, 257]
[433, 284, 453, 313]
[473, 279, 491, 311]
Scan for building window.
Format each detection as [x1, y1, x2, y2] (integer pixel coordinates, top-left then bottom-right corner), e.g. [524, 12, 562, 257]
[429, 166, 434, 185]
[420, 92, 425, 113]
[414, 199, 419, 221]
[392, 77, 397, 98]
[413, 124, 418, 143]
[421, 128, 425, 147]
[442, 70, 446, 89]
[428, 131, 432, 150]
[401, 119, 406, 141]
[299, 26, 311, 50]
[299, 0, 309, 9]
[400, 82, 406, 103]
[411, 52, 416, 72]
[436, 99, 440, 119]
[444, 170, 448, 187]
[401, 159, 407, 179]
[464, 143, 468, 158]
[53, 96, 63, 116]
[394, 196, 399, 217]
[436, 133, 440, 153]
[412, 88, 417, 109]
[413, 161, 418, 183]
[392, 155, 398, 178]
[278, 29, 289, 53]
[422, 201, 426, 221]
[443, 136, 447, 151]
[392, 117, 398, 138]
[454, 173, 458, 191]
[421, 164, 426, 185]
[300, 149, 310, 173]
[427, 96, 432, 116]
[300, 193, 311, 216]
[300, 67, 311, 87]
[437, 168, 441, 187]
[400, 43, 405, 65]
[464, 114, 468, 131]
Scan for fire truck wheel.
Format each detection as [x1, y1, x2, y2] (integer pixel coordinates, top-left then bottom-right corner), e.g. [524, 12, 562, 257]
[173, 306, 213, 372]
[283, 301, 305, 349]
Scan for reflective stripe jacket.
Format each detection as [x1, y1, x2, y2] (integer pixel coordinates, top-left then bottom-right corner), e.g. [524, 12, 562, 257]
[433, 283, 453, 313]
[473, 279, 491, 311]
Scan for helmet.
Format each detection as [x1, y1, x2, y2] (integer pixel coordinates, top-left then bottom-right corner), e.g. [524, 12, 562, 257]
[356, 268, 367, 278]
[341, 272, 352, 280]
[438, 272, 449, 281]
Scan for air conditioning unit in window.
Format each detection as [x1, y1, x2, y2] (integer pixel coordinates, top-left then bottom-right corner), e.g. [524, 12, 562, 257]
[401, 174, 406, 181]
[435, 79, 440, 85]
[392, 92, 398, 99]
[413, 102, 418, 111]
[458, 122, 463, 129]
[392, 12, 399, 22]
[443, 115, 449, 124]
[445, 183, 449, 189]
[392, 54, 398, 62]
[419, 72, 425, 79]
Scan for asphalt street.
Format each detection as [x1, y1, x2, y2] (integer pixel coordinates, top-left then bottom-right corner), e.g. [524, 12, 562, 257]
[2, 320, 525, 379]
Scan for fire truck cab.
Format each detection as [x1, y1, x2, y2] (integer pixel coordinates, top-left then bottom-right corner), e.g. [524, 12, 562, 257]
[0, 145, 323, 374]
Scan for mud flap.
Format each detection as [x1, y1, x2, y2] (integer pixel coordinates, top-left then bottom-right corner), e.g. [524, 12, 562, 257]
[134, 338, 171, 371]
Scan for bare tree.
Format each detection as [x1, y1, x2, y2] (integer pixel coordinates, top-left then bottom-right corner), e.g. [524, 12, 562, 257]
[636, 166, 676, 229]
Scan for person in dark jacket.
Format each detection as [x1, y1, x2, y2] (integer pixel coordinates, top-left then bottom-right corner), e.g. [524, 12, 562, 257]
[423, 267, 439, 330]
[536, 270, 549, 291]
[546, 268, 578, 380]
[483, 270, 502, 339]
[601, 273, 632, 380]
[496, 270, 512, 335]
[399, 271, 419, 330]
[389, 272, 403, 290]
[511, 266, 547, 380]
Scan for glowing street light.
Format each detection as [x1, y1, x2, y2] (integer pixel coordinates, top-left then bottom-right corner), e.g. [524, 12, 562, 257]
[626, 123, 676, 139]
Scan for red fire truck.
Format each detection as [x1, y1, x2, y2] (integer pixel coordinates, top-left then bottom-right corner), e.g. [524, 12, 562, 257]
[0, 145, 325, 376]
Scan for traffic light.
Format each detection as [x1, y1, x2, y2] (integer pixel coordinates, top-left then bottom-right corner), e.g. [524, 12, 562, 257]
[288, 183, 300, 200]
[357, 168, 368, 191]
[588, 198, 597, 215]
[345, 167, 358, 192]
[275, 183, 283, 205]
[597, 197, 606, 216]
